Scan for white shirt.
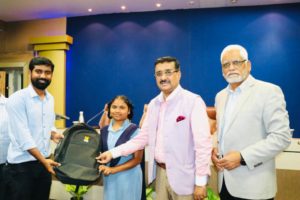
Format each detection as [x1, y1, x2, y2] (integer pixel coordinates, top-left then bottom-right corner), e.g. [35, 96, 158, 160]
[6, 85, 56, 163]
[219, 86, 242, 153]
[0, 94, 9, 164]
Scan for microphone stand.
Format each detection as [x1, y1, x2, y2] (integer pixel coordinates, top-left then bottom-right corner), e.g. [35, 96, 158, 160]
[55, 113, 70, 120]
[86, 110, 105, 125]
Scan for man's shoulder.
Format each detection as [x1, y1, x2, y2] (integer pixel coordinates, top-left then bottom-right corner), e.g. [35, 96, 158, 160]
[181, 88, 200, 99]
[251, 79, 284, 98]
[216, 87, 227, 98]
[7, 87, 28, 101]
[255, 79, 280, 88]
[0, 94, 7, 102]
[149, 93, 160, 104]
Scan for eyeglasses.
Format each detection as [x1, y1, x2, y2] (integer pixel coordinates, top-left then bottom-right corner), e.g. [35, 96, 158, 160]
[222, 60, 247, 69]
[154, 69, 178, 78]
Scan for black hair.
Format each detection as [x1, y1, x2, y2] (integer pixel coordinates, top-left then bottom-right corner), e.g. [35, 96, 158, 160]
[107, 95, 134, 120]
[154, 56, 180, 70]
[29, 57, 54, 72]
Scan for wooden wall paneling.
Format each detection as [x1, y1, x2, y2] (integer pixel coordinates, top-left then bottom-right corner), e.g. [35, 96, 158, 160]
[0, 71, 6, 95]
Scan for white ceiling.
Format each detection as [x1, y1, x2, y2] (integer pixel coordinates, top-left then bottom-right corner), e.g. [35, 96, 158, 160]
[0, 0, 299, 22]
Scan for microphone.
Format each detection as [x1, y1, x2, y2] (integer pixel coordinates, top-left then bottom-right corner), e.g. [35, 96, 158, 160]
[55, 113, 70, 120]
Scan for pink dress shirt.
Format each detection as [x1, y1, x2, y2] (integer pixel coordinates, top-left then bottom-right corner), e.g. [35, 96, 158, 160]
[154, 100, 167, 163]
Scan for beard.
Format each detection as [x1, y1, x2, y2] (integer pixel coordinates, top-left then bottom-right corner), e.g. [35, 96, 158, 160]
[223, 71, 248, 84]
[31, 78, 51, 90]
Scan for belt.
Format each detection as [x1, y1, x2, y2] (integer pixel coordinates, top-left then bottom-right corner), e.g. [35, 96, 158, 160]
[156, 162, 166, 169]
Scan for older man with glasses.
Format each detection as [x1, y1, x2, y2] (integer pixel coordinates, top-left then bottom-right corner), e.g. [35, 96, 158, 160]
[98, 56, 212, 200]
[212, 44, 291, 200]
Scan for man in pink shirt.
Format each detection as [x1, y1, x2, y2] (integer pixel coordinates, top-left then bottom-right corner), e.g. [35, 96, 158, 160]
[98, 56, 212, 200]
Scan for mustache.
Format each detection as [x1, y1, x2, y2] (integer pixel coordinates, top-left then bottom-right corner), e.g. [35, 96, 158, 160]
[37, 78, 49, 82]
[160, 80, 170, 84]
[225, 72, 239, 76]
[224, 73, 240, 79]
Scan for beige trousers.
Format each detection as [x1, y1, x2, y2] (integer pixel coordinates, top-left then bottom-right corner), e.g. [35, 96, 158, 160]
[155, 166, 194, 200]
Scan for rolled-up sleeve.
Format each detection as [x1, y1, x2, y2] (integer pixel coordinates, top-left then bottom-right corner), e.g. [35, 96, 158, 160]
[6, 96, 36, 151]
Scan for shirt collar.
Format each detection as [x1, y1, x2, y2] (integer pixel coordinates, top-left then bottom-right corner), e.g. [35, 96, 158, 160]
[158, 84, 182, 103]
[108, 119, 130, 132]
[28, 84, 50, 100]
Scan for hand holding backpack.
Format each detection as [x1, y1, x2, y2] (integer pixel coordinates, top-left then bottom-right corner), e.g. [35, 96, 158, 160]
[54, 123, 101, 185]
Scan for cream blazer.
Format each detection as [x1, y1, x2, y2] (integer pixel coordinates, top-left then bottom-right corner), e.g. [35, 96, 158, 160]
[215, 75, 291, 199]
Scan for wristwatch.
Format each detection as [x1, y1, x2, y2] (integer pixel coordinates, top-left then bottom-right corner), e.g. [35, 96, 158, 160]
[240, 153, 246, 166]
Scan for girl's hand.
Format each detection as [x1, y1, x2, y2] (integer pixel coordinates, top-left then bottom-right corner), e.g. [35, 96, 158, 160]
[99, 165, 115, 176]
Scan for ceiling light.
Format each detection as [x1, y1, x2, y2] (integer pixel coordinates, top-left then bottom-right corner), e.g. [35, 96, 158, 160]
[156, 3, 161, 8]
[88, 8, 92, 12]
[231, 0, 238, 3]
[121, 5, 126, 10]
[189, 1, 195, 5]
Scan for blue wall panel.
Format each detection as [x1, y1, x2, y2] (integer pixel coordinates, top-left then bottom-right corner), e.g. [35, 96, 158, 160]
[67, 4, 300, 137]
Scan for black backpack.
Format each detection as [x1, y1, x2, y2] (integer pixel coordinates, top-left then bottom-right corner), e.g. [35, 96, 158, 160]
[54, 123, 101, 185]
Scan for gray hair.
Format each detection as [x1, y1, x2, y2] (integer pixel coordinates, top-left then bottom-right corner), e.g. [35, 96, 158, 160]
[220, 44, 248, 62]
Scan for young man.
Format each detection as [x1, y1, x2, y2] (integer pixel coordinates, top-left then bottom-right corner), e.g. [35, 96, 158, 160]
[98, 56, 212, 200]
[5, 57, 63, 200]
[212, 44, 291, 200]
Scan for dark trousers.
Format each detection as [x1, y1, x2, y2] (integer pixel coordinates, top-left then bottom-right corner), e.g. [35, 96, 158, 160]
[140, 153, 146, 200]
[0, 163, 8, 200]
[220, 179, 274, 200]
[5, 160, 52, 200]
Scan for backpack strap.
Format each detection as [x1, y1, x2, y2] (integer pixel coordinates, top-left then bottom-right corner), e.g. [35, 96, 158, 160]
[100, 125, 109, 154]
[100, 123, 138, 167]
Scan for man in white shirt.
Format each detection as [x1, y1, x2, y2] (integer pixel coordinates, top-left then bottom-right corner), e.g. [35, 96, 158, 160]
[6, 57, 63, 200]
